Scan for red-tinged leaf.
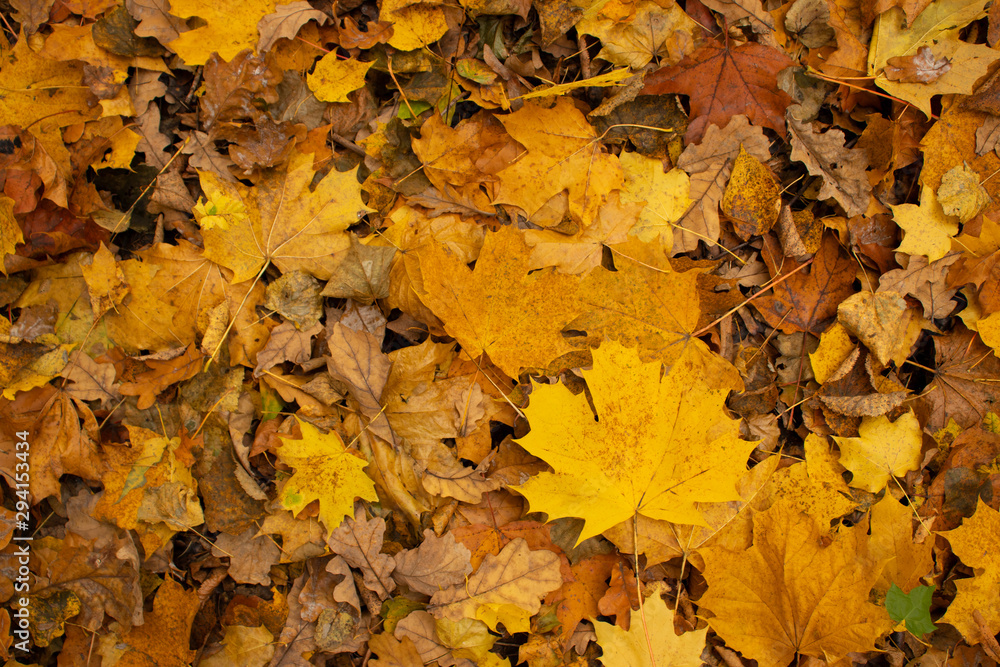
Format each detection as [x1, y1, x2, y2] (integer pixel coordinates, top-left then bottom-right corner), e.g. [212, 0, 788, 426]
[641, 39, 794, 143]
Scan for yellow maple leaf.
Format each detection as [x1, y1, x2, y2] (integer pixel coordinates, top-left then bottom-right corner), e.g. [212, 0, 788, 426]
[495, 98, 623, 228]
[199, 150, 372, 283]
[594, 594, 706, 667]
[515, 341, 756, 543]
[416, 225, 584, 377]
[870, 494, 934, 594]
[276, 418, 377, 535]
[870, 2, 1000, 117]
[834, 410, 923, 492]
[699, 499, 894, 667]
[940, 499, 1000, 643]
[307, 54, 373, 103]
[618, 151, 692, 252]
[167, 0, 289, 65]
[891, 184, 958, 262]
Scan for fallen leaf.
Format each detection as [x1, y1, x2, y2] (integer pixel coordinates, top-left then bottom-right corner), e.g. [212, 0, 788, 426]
[642, 39, 795, 142]
[276, 418, 378, 535]
[415, 225, 584, 377]
[327, 507, 397, 599]
[753, 234, 857, 333]
[429, 538, 563, 624]
[515, 341, 755, 543]
[594, 594, 706, 667]
[721, 146, 781, 241]
[834, 411, 923, 492]
[788, 114, 872, 217]
[199, 149, 371, 283]
[940, 499, 1000, 644]
[884, 45, 952, 83]
[699, 499, 894, 667]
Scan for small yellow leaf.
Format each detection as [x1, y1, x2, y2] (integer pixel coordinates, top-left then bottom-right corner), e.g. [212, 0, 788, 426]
[938, 163, 991, 223]
[834, 411, 923, 492]
[891, 185, 958, 262]
[277, 418, 378, 535]
[809, 322, 854, 384]
[837, 291, 910, 367]
[722, 145, 781, 241]
[940, 500, 1000, 643]
[308, 54, 373, 103]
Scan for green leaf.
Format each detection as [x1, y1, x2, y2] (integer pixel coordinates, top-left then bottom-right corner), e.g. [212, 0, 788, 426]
[885, 583, 936, 636]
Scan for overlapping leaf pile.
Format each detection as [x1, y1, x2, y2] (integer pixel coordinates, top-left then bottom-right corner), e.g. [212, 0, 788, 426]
[4, 0, 1000, 665]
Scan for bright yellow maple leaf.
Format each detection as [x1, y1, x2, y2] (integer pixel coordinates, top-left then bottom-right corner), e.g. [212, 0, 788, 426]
[515, 341, 756, 543]
[891, 184, 958, 262]
[870, 494, 934, 594]
[834, 411, 923, 492]
[168, 0, 291, 65]
[199, 150, 372, 283]
[308, 54, 373, 103]
[699, 499, 894, 667]
[940, 499, 1000, 644]
[618, 151, 692, 252]
[276, 418, 378, 535]
[494, 98, 623, 228]
[594, 594, 706, 667]
[416, 225, 584, 377]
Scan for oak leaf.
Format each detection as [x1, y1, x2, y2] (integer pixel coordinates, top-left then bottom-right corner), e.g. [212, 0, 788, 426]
[699, 500, 894, 667]
[327, 507, 396, 599]
[642, 39, 794, 143]
[393, 529, 473, 595]
[429, 538, 563, 624]
[276, 418, 378, 536]
[788, 114, 872, 217]
[256, 1, 329, 52]
[515, 341, 756, 543]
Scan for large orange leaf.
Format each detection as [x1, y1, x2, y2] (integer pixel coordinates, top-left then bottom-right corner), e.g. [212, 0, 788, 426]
[416, 225, 584, 377]
[699, 500, 894, 667]
[641, 39, 794, 143]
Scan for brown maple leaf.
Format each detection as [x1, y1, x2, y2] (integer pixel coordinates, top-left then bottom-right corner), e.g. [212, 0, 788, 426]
[752, 234, 856, 334]
[641, 38, 794, 143]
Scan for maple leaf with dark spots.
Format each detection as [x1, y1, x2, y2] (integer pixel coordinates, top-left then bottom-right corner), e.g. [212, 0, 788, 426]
[641, 39, 794, 143]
